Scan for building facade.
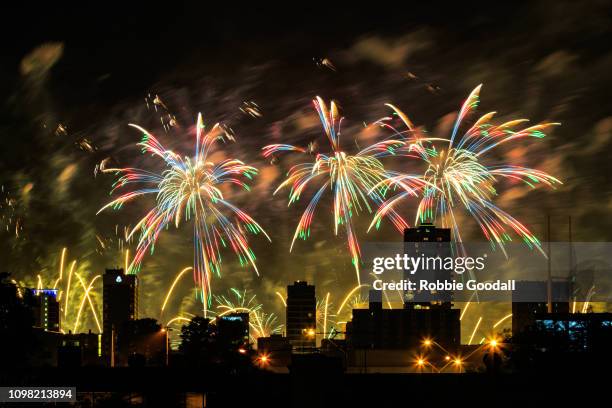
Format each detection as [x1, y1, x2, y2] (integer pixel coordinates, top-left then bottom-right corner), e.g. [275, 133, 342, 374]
[26, 288, 61, 332]
[403, 223, 453, 307]
[218, 312, 250, 349]
[346, 291, 460, 350]
[102, 268, 138, 365]
[286, 281, 316, 349]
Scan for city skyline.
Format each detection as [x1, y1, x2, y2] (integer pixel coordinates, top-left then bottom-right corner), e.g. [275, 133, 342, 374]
[1, 1, 611, 344]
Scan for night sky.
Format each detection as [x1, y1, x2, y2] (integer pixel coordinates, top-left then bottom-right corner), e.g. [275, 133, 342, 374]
[1, 2, 611, 337]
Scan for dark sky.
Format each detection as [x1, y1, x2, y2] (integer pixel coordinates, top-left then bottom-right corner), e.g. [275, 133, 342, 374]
[1, 1, 611, 335]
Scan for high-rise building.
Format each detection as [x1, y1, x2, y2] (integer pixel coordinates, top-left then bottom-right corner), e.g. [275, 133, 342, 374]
[286, 281, 316, 349]
[102, 268, 138, 365]
[404, 223, 453, 307]
[345, 222, 461, 350]
[26, 288, 61, 332]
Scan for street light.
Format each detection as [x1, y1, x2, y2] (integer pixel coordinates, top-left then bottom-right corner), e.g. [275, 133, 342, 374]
[453, 357, 463, 373]
[487, 336, 502, 351]
[422, 338, 432, 347]
[257, 353, 270, 368]
[161, 327, 171, 366]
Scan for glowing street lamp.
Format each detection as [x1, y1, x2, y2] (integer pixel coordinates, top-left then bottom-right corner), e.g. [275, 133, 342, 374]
[414, 356, 427, 373]
[453, 357, 463, 373]
[257, 353, 270, 367]
[304, 328, 316, 338]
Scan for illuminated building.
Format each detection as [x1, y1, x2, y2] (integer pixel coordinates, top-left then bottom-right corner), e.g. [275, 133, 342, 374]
[286, 281, 316, 349]
[26, 288, 61, 332]
[531, 313, 612, 351]
[218, 312, 250, 348]
[102, 268, 138, 365]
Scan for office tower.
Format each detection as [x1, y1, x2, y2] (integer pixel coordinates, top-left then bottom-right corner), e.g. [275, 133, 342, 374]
[286, 281, 316, 349]
[404, 222, 452, 308]
[344, 222, 461, 350]
[26, 288, 61, 332]
[102, 268, 138, 365]
[218, 312, 250, 348]
[512, 280, 570, 335]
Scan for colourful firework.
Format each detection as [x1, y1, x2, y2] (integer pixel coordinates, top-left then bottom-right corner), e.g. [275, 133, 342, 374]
[213, 288, 283, 341]
[98, 114, 270, 314]
[371, 85, 562, 255]
[264, 97, 407, 282]
[160, 266, 193, 319]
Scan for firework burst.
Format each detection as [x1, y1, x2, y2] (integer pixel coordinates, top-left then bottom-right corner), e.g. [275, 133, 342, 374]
[371, 85, 562, 255]
[214, 288, 282, 341]
[264, 97, 407, 282]
[98, 114, 270, 314]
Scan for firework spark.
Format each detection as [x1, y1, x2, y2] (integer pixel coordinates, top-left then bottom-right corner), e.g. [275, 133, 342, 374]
[98, 114, 270, 314]
[264, 97, 406, 282]
[371, 85, 561, 255]
[214, 289, 282, 341]
[73, 273, 102, 333]
[160, 266, 192, 318]
[316, 293, 336, 338]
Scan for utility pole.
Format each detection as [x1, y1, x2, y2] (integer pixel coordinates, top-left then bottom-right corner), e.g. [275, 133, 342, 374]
[110, 325, 115, 368]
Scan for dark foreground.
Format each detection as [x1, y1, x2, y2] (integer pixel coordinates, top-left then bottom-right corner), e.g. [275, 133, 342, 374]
[1, 368, 605, 407]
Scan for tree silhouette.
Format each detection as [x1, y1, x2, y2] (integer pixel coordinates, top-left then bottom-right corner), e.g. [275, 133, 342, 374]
[179, 317, 216, 367]
[0, 272, 37, 375]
